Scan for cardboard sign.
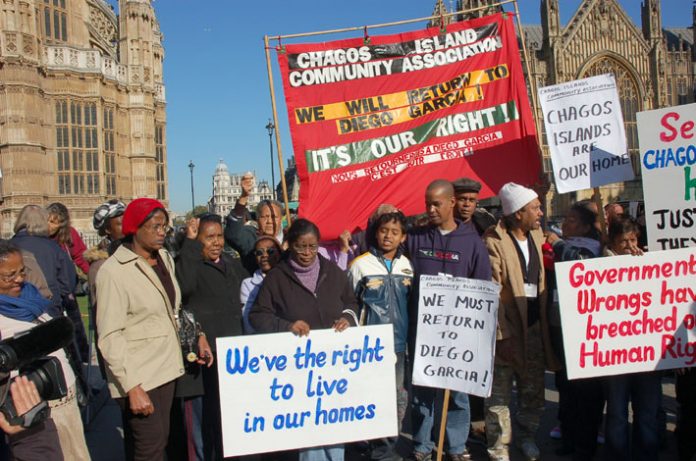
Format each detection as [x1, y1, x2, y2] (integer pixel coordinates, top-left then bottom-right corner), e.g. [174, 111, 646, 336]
[412, 275, 499, 397]
[216, 325, 397, 457]
[637, 102, 696, 251]
[276, 13, 540, 239]
[538, 73, 634, 193]
[555, 247, 696, 379]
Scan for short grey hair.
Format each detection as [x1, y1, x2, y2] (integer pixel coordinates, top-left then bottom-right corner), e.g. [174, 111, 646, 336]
[255, 199, 284, 218]
[14, 205, 50, 236]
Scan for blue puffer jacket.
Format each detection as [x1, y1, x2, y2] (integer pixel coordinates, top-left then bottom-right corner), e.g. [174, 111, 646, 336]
[348, 248, 413, 353]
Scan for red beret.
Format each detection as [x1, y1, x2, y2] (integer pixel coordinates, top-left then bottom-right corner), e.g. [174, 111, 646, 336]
[122, 198, 165, 236]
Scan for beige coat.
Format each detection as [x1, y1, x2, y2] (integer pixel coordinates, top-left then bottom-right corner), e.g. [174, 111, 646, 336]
[484, 221, 560, 372]
[96, 245, 184, 398]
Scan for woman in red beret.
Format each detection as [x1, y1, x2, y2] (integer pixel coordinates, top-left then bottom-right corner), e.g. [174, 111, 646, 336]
[96, 198, 212, 460]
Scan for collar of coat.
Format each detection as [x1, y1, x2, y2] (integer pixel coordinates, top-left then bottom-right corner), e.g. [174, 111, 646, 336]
[487, 220, 544, 247]
[111, 244, 179, 326]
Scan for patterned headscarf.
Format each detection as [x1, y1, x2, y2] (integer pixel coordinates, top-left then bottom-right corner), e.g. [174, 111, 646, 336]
[93, 199, 126, 235]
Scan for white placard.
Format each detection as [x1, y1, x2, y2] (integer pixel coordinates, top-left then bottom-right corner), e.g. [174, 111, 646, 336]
[216, 325, 397, 457]
[538, 73, 634, 193]
[637, 102, 696, 251]
[412, 275, 499, 397]
[555, 247, 696, 380]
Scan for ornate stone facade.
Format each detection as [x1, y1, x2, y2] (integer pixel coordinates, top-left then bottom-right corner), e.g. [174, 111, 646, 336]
[209, 160, 274, 217]
[0, 0, 167, 238]
[434, 0, 694, 217]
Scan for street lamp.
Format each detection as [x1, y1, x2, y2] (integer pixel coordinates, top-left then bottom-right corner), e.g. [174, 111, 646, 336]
[265, 119, 276, 200]
[188, 160, 195, 212]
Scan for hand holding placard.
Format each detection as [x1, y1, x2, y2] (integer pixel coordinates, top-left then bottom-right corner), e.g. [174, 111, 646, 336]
[216, 326, 396, 457]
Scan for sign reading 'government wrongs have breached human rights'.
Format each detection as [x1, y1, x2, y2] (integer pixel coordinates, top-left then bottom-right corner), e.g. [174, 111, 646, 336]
[556, 247, 696, 380]
[216, 326, 397, 457]
[277, 13, 540, 239]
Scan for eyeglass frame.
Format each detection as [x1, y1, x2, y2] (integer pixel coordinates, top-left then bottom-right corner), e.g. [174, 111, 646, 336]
[291, 243, 319, 254]
[0, 266, 29, 283]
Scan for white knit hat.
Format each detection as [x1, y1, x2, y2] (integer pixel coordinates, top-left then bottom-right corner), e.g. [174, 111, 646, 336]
[499, 182, 538, 216]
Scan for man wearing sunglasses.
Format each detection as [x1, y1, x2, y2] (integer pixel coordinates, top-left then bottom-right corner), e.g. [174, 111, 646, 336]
[224, 173, 285, 273]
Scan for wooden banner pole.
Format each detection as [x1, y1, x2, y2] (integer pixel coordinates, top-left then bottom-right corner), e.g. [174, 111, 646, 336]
[436, 389, 451, 461]
[593, 186, 607, 235]
[264, 35, 292, 227]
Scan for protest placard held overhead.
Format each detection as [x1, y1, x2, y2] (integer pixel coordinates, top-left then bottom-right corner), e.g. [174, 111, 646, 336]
[538, 73, 634, 194]
[637, 102, 696, 251]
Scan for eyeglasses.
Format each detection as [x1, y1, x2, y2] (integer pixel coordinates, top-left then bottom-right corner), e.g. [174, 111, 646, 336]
[0, 267, 29, 283]
[141, 223, 171, 234]
[292, 244, 319, 254]
[254, 248, 278, 257]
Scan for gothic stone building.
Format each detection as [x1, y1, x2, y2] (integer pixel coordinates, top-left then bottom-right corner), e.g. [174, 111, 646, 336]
[0, 0, 166, 237]
[434, 0, 694, 217]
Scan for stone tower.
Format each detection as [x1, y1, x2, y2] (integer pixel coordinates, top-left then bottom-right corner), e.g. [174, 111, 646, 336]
[0, 0, 168, 237]
[641, 0, 665, 108]
[456, 0, 502, 20]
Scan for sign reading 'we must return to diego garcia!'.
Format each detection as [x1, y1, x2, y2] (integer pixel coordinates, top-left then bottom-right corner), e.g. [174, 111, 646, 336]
[556, 247, 696, 380]
[412, 275, 499, 397]
[216, 325, 397, 457]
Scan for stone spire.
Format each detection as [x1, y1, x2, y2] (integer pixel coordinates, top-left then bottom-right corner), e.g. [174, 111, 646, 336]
[541, 0, 561, 47]
[118, 0, 163, 89]
[641, 0, 662, 43]
[428, 0, 451, 28]
[457, 0, 503, 20]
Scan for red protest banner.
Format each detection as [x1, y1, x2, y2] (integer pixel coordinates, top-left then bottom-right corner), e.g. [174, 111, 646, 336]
[277, 13, 540, 238]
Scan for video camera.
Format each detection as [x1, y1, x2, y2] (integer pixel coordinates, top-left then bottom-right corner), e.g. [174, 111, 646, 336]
[0, 317, 74, 428]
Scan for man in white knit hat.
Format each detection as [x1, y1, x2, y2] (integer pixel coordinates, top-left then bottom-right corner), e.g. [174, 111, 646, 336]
[482, 183, 560, 461]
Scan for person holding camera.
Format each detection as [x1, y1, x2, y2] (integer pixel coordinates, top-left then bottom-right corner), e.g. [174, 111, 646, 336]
[2, 376, 63, 460]
[0, 240, 89, 460]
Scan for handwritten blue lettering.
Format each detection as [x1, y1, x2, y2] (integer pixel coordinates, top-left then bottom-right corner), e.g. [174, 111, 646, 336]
[330, 335, 385, 372]
[293, 340, 327, 369]
[226, 346, 260, 374]
[314, 397, 377, 425]
[305, 370, 348, 397]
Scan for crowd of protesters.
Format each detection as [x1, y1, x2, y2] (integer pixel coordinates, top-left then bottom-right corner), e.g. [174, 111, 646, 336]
[0, 175, 692, 461]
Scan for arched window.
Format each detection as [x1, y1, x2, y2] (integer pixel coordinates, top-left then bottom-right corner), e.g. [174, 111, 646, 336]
[581, 57, 641, 176]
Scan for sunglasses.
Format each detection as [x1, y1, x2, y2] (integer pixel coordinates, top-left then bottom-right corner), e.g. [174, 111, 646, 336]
[254, 248, 278, 257]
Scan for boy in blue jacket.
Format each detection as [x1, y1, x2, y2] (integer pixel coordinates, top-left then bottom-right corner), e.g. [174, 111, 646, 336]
[348, 210, 413, 460]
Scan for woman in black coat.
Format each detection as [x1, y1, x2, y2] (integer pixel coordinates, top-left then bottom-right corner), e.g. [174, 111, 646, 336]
[174, 213, 248, 461]
[250, 219, 359, 336]
[249, 218, 358, 461]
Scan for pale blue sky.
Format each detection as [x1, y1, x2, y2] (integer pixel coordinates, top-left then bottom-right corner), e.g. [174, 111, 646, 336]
[131, 0, 692, 212]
